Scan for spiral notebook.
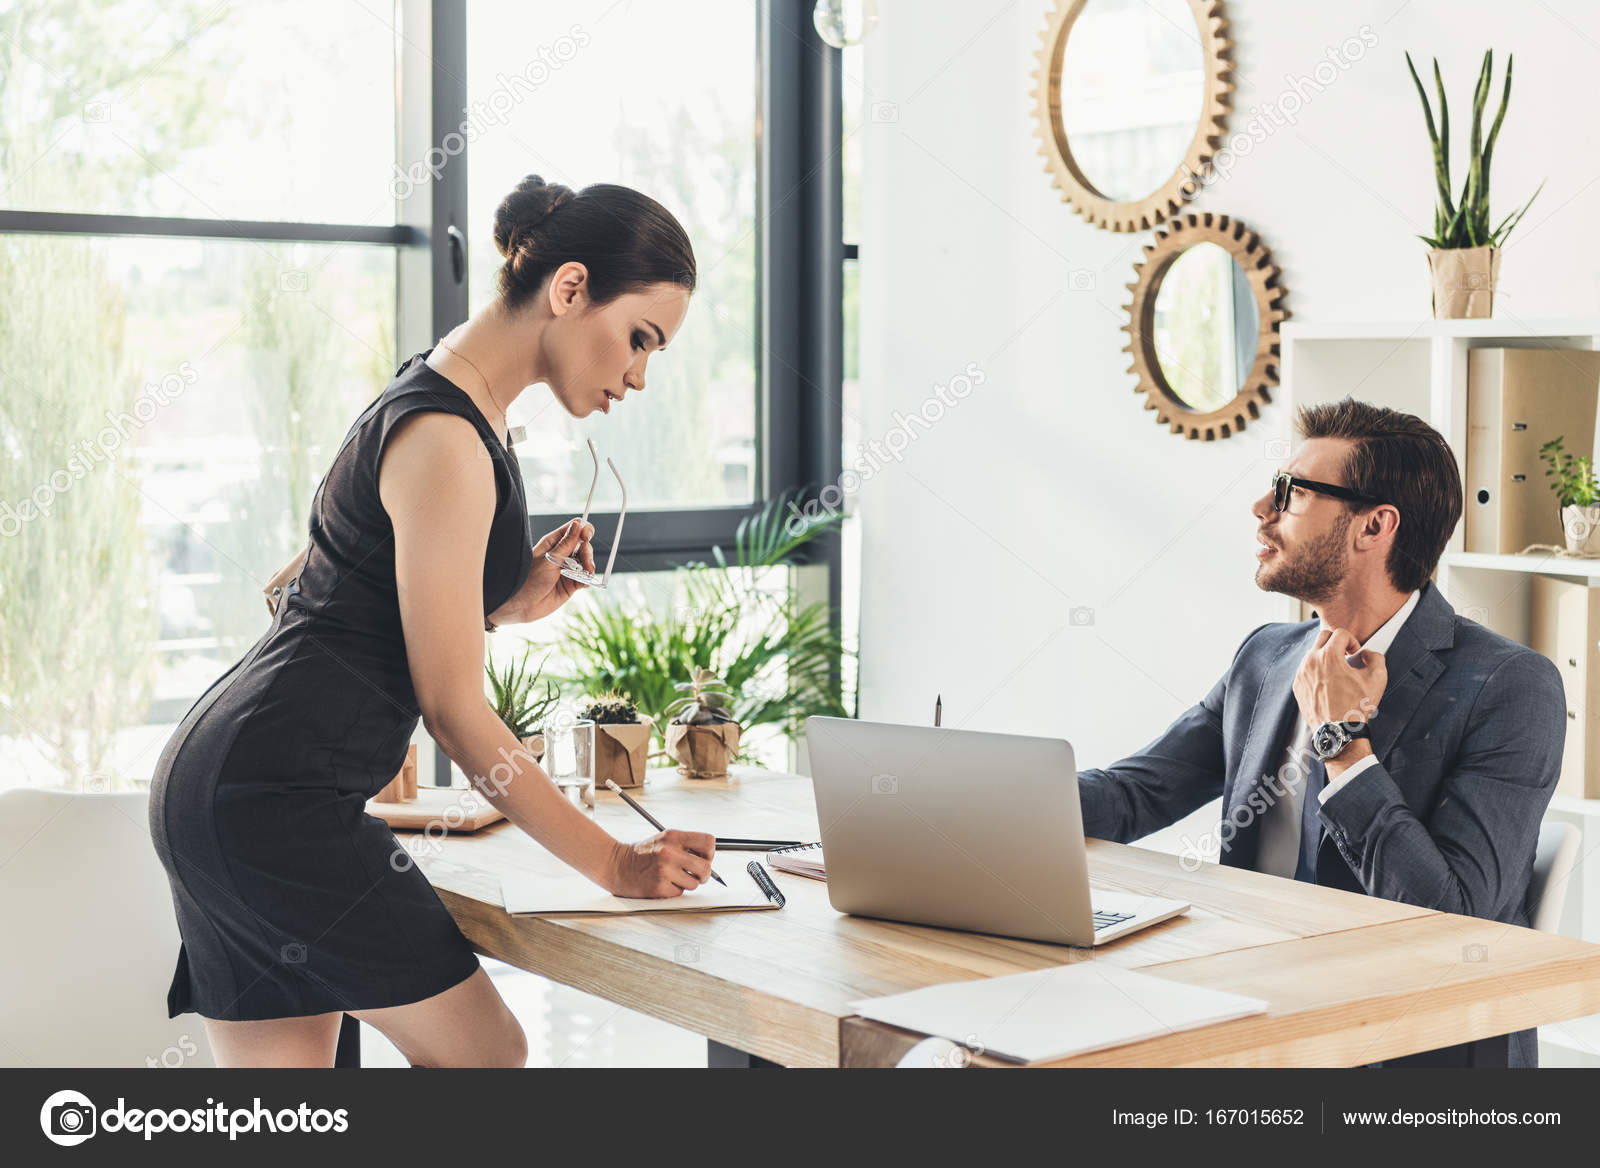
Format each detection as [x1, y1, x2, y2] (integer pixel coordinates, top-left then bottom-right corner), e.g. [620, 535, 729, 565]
[767, 841, 826, 881]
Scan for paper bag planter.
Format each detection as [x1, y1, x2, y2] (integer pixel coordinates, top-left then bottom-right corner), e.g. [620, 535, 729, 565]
[591, 718, 653, 789]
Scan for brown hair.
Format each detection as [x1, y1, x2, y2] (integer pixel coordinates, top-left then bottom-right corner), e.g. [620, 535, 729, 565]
[492, 174, 696, 311]
[1295, 398, 1462, 592]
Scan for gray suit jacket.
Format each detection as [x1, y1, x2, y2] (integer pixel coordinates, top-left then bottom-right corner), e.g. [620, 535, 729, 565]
[1078, 580, 1565, 1067]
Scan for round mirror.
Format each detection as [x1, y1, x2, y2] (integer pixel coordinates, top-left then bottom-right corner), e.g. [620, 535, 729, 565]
[1058, 0, 1205, 205]
[1123, 213, 1287, 441]
[1033, 0, 1232, 232]
[1152, 241, 1259, 413]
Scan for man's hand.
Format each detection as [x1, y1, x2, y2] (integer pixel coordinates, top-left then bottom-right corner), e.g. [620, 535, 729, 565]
[1293, 626, 1386, 732]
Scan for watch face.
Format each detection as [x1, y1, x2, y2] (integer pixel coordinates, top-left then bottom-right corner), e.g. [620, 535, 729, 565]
[1313, 723, 1349, 759]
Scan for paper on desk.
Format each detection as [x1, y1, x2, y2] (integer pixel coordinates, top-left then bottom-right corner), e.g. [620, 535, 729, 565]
[500, 868, 778, 915]
[849, 964, 1267, 1064]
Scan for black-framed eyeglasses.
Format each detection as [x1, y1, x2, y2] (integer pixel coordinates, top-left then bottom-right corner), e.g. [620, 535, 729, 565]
[1271, 472, 1384, 513]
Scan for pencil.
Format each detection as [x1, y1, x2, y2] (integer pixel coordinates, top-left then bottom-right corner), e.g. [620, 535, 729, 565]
[603, 779, 726, 887]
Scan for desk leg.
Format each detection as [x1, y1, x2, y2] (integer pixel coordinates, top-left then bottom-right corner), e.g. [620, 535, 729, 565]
[707, 1039, 780, 1068]
[1380, 1034, 1510, 1068]
[335, 1013, 361, 1068]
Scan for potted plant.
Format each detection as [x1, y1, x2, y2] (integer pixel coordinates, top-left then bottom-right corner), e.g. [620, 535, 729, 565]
[579, 692, 654, 789]
[1541, 437, 1600, 555]
[486, 646, 561, 765]
[557, 491, 853, 770]
[1405, 50, 1542, 319]
[663, 666, 743, 780]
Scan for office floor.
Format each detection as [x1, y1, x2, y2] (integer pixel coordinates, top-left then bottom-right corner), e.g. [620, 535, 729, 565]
[355, 956, 707, 1068]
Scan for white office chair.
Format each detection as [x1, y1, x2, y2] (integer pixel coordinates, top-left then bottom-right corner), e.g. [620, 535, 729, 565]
[1528, 820, 1581, 934]
[895, 1036, 970, 1068]
[0, 787, 216, 1067]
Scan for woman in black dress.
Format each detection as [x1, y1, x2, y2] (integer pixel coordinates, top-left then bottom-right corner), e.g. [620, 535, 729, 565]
[148, 175, 711, 1067]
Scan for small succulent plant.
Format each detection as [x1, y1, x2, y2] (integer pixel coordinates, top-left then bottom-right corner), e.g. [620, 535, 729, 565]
[579, 692, 642, 725]
[486, 646, 561, 739]
[1541, 436, 1600, 508]
[665, 667, 737, 726]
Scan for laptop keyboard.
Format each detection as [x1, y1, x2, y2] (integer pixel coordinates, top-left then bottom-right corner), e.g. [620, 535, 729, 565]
[1092, 908, 1136, 932]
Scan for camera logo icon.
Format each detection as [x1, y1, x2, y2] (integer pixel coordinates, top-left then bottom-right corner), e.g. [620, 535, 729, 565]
[1263, 437, 1291, 461]
[279, 269, 308, 293]
[870, 773, 898, 795]
[1462, 943, 1489, 963]
[869, 101, 899, 123]
[281, 941, 307, 964]
[1068, 269, 1096, 292]
[40, 1090, 97, 1146]
[1069, 606, 1095, 627]
[674, 943, 700, 963]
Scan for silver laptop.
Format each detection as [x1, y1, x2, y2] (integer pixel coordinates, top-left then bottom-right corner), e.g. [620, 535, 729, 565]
[803, 717, 1190, 947]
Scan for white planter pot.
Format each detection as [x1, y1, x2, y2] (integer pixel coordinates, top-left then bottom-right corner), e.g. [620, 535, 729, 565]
[1563, 504, 1600, 555]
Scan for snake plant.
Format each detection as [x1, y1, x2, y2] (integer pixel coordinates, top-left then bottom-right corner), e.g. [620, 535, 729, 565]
[1405, 50, 1542, 250]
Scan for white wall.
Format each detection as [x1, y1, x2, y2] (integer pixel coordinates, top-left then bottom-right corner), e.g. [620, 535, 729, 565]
[854, 0, 1600, 825]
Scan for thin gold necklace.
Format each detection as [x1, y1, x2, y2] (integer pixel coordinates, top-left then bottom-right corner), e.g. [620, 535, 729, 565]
[436, 338, 507, 432]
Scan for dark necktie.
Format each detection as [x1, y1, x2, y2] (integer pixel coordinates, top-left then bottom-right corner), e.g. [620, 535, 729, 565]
[1294, 754, 1326, 882]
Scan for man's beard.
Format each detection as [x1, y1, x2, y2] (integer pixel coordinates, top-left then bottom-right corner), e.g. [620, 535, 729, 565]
[1255, 510, 1352, 605]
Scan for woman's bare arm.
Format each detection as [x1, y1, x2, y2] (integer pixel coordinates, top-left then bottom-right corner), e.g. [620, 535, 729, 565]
[376, 411, 713, 897]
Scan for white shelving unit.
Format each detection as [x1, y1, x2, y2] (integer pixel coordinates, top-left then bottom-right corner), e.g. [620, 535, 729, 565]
[1283, 318, 1600, 1066]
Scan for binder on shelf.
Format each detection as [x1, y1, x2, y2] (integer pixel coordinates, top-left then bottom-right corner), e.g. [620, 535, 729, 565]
[1530, 574, 1600, 800]
[1465, 348, 1600, 555]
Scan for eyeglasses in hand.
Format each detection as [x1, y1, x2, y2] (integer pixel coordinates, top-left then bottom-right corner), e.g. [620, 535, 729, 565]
[545, 438, 626, 588]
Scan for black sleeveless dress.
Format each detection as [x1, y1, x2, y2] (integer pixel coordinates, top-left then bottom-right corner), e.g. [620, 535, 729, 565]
[148, 349, 534, 1021]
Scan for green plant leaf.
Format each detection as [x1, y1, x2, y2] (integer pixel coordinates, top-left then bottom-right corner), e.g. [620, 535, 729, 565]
[1478, 52, 1512, 231]
[1407, 52, 1453, 223]
[1488, 179, 1542, 246]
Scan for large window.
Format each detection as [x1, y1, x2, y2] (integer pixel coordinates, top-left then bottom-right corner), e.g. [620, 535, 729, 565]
[0, 3, 399, 791]
[0, 1, 396, 223]
[465, 1, 760, 513]
[0, 1, 845, 794]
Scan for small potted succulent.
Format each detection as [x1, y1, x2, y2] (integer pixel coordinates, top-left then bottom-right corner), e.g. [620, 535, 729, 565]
[663, 667, 742, 780]
[486, 646, 562, 765]
[579, 691, 654, 789]
[1541, 437, 1600, 555]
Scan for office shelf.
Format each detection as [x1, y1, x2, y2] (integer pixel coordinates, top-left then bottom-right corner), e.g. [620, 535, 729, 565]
[1282, 317, 1600, 342]
[1441, 551, 1600, 580]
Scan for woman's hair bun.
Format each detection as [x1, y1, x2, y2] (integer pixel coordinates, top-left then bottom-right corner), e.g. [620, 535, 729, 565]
[492, 175, 576, 260]
[490, 176, 696, 311]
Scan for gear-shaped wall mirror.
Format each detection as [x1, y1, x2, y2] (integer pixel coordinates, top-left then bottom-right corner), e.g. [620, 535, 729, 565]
[1122, 212, 1287, 441]
[1031, 0, 1233, 233]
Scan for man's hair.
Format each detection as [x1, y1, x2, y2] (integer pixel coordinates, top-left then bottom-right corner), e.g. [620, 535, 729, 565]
[1295, 398, 1462, 593]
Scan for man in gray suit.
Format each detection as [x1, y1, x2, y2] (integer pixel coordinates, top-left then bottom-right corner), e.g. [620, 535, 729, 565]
[1077, 399, 1565, 1067]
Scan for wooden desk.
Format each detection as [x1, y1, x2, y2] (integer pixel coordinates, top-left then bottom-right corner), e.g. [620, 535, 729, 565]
[414, 765, 1600, 1067]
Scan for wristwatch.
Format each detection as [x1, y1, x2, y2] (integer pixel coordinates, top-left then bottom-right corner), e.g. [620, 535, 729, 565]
[1312, 719, 1370, 761]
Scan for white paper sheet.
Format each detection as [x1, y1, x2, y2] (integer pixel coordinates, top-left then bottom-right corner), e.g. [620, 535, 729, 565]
[849, 964, 1268, 1064]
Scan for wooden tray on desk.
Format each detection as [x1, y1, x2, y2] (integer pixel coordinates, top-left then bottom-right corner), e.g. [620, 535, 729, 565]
[366, 786, 506, 833]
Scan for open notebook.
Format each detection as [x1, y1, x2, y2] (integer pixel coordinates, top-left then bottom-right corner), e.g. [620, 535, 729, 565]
[500, 867, 781, 916]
